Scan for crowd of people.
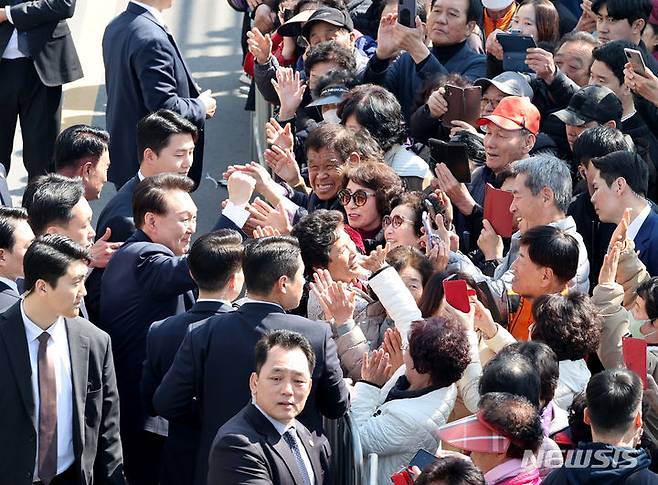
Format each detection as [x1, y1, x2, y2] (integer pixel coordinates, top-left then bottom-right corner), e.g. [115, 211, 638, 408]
[5, 0, 658, 483]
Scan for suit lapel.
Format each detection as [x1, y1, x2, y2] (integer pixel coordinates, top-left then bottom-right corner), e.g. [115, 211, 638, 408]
[296, 425, 322, 484]
[66, 318, 89, 451]
[0, 303, 35, 422]
[635, 212, 657, 253]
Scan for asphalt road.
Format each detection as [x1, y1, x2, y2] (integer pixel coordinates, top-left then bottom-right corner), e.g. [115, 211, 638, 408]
[7, 0, 253, 236]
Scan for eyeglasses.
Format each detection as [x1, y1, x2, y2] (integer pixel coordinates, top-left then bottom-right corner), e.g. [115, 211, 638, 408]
[382, 214, 415, 229]
[338, 188, 376, 207]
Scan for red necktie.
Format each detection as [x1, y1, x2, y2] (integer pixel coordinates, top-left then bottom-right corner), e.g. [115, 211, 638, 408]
[37, 332, 57, 484]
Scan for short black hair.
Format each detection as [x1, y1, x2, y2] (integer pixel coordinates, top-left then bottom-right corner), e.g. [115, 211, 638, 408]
[414, 455, 484, 485]
[592, 0, 652, 26]
[304, 41, 357, 78]
[254, 329, 316, 374]
[305, 124, 358, 163]
[23, 234, 90, 292]
[568, 391, 593, 444]
[243, 236, 302, 295]
[480, 352, 541, 407]
[25, 174, 85, 236]
[132, 174, 195, 229]
[479, 392, 544, 458]
[556, 30, 600, 52]
[591, 150, 649, 197]
[386, 245, 434, 286]
[572, 126, 631, 168]
[338, 84, 406, 152]
[592, 40, 639, 85]
[532, 293, 602, 361]
[519, 225, 579, 284]
[586, 369, 642, 436]
[431, 0, 480, 23]
[136, 109, 198, 162]
[0, 207, 28, 251]
[291, 210, 344, 274]
[637, 277, 658, 320]
[499, 341, 559, 407]
[188, 230, 243, 292]
[53, 124, 109, 173]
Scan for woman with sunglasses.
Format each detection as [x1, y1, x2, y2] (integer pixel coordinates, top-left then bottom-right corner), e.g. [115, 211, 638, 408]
[338, 162, 403, 253]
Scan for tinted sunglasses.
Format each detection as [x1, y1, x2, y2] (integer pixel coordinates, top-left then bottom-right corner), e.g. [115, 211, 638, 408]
[382, 214, 415, 228]
[338, 188, 376, 207]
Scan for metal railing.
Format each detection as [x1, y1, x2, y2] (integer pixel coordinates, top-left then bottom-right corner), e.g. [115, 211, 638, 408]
[251, 89, 273, 164]
[323, 413, 365, 485]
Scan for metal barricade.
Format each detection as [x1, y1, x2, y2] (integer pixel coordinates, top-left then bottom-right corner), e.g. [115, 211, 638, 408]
[365, 453, 379, 485]
[323, 412, 364, 485]
[251, 89, 273, 164]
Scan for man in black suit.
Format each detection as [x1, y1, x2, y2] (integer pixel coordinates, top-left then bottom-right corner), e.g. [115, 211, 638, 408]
[102, 0, 216, 189]
[0, 0, 82, 178]
[153, 236, 349, 485]
[0, 234, 124, 484]
[141, 229, 244, 485]
[0, 207, 33, 311]
[101, 172, 255, 485]
[208, 330, 331, 485]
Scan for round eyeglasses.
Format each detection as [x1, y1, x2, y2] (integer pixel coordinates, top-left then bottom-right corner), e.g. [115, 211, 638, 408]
[338, 188, 376, 207]
[382, 214, 415, 229]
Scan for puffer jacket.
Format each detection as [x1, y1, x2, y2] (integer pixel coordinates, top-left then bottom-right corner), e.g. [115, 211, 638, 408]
[351, 366, 457, 484]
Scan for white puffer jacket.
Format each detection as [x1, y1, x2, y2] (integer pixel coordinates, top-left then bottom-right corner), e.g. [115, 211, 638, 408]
[351, 366, 457, 484]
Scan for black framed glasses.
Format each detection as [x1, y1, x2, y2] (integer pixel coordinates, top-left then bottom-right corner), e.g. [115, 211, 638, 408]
[338, 188, 376, 207]
[382, 214, 415, 229]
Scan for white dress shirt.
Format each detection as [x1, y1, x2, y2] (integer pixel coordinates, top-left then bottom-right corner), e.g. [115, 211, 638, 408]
[253, 403, 315, 484]
[0, 275, 19, 295]
[21, 302, 75, 480]
[628, 204, 652, 242]
[2, 7, 26, 60]
[130, 0, 166, 27]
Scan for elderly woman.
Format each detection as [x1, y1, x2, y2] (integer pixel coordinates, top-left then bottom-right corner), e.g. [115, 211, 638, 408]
[351, 317, 472, 483]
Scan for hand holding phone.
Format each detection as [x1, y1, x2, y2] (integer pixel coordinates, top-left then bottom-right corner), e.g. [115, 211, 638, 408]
[397, 0, 417, 28]
[625, 48, 648, 77]
[422, 211, 435, 250]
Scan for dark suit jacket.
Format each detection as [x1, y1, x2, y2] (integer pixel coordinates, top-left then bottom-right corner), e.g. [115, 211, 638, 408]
[0, 302, 124, 485]
[636, 210, 658, 276]
[153, 301, 349, 485]
[0, 0, 82, 86]
[0, 279, 20, 312]
[207, 403, 331, 485]
[102, 3, 205, 188]
[141, 300, 231, 485]
[100, 229, 196, 435]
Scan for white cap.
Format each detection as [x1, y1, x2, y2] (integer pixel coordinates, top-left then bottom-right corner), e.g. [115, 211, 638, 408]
[482, 0, 515, 10]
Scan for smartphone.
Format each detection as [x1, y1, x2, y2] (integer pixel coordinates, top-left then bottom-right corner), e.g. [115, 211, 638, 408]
[409, 449, 439, 472]
[496, 32, 537, 73]
[428, 139, 471, 183]
[624, 47, 647, 77]
[397, 0, 417, 28]
[422, 211, 434, 250]
[443, 279, 470, 313]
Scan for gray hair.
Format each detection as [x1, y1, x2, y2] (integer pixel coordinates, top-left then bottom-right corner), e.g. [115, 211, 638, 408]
[512, 155, 572, 214]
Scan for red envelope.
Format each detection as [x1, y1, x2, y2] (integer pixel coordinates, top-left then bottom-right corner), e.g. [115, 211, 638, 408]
[484, 183, 515, 238]
[623, 336, 648, 389]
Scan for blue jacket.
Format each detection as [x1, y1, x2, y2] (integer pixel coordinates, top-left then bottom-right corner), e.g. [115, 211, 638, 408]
[363, 41, 486, 122]
[635, 210, 658, 276]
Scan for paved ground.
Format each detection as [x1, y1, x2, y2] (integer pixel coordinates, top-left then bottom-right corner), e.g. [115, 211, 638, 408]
[7, 0, 253, 235]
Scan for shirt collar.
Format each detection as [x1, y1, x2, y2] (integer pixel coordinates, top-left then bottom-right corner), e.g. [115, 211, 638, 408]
[130, 0, 167, 27]
[628, 204, 652, 242]
[196, 298, 231, 305]
[20, 300, 65, 343]
[137, 170, 146, 182]
[0, 276, 19, 295]
[241, 297, 284, 311]
[252, 401, 294, 436]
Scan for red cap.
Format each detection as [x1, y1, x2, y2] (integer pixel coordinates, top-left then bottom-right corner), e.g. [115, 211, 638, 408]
[437, 413, 511, 454]
[477, 96, 540, 135]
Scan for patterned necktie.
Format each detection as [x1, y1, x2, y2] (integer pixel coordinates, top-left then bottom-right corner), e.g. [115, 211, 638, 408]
[37, 332, 57, 485]
[282, 429, 312, 485]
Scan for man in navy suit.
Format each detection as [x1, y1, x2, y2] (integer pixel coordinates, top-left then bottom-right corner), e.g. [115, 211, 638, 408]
[100, 172, 255, 484]
[591, 150, 658, 275]
[153, 236, 349, 485]
[85, 109, 199, 323]
[102, 0, 216, 188]
[0, 207, 33, 311]
[141, 229, 244, 485]
[208, 330, 331, 485]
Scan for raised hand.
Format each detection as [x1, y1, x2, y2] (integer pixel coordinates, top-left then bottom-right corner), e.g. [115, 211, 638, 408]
[361, 243, 390, 273]
[624, 62, 658, 107]
[227, 171, 256, 206]
[246, 27, 272, 65]
[247, 198, 292, 234]
[609, 207, 632, 251]
[442, 298, 476, 331]
[599, 241, 622, 285]
[526, 48, 557, 84]
[265, 117, 294, 151]
[271, 67, 306, 120]
[264, 144, 301, 185]
[310, 269, 357, 324]
[477, 219, 504, 260]
[427, 88, 448, 119]
[485, 29, 504, 61]
[375, 13, 400, 59]
[426, 236, 450, 273]
[89, 227, 122, 268]
[253, 225, 281, 238]
[361, 348, 393, 386]
[473, 298, 497, 339]
[382, 327, 404, 373]
[434, 163, 477, 216]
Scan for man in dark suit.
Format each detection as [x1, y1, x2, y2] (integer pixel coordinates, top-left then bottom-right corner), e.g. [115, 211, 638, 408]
[101, 172, 255, 485]
[102, 0, 216, 189]
[153, 236, 349, 485]
[0, 207, 33, 311]
[85, 109, 199, 323]
[0, 0, 82, 178]
[208, 330, 331, 485]
[0, 234, 124, 484]
[141, 229, 244, 485]
[590, 150, 658, 275]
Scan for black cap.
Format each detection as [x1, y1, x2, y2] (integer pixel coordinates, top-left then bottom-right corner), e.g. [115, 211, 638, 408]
[552, 85, 623, 126]
[307, 85, 349, 106]
[301, 7, 353, 40]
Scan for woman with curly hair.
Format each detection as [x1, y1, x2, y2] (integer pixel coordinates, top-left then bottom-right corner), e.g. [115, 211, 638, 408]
[530, 292, 601, 410]
[339, 84, 432, 190]
[351, 317, 472, 483]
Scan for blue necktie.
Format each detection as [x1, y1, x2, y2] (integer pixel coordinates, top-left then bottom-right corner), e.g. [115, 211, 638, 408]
[282, 429, 312, 485]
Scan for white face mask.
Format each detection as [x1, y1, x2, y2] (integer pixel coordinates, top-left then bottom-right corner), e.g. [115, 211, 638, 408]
[629, 315, 657, 339]
[322, 108, 340, 124]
